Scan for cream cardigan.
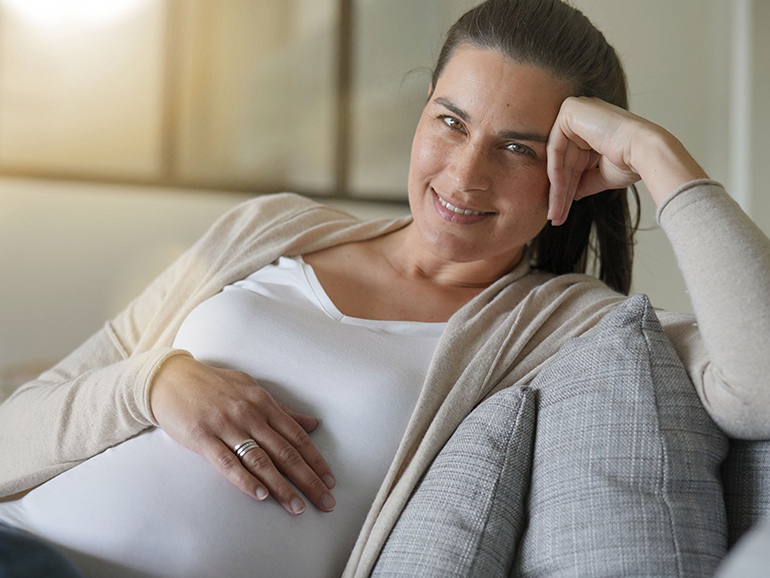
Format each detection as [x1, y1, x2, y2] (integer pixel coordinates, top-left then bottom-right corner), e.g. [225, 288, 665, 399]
[1, 179, 769, 577]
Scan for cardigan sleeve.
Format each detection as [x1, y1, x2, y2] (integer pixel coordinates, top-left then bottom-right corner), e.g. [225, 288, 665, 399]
[0, 328, 189, 497]
[0, 265, 195, 498]
[0, 196, 269, 498]
[657, 179, 770, 439]
[0, 193, 392, 498]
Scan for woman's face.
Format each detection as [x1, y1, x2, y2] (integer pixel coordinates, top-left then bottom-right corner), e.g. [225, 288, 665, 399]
[407, 45, 572, 269]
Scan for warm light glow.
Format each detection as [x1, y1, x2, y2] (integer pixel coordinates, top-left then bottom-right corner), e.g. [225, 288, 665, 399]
[0, 0, 166, 177]
[1, 0, 151, 30]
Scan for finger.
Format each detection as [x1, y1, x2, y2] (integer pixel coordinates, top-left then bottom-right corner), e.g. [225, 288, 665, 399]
[574, 167, 610, 201]
[232, 437, 319, 515]
[572, 152, 603, 201]
[218, 395, 336, 513]
[549, 140, 590, 226]
[231, 388, 336, 510]
[560, 140, 587, 215]
[243, 428, 337, 514]
[546, 118, 591, 224]
[276, 401, 319, 433]
[546, 125, 571, 223]
[234, 386, 336, 492]
[272, 401, 335, 489]
[587, 150, 601, 171]
[199, 437, 272, 504]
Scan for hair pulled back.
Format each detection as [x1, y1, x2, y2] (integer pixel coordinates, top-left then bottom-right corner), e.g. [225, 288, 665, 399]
[433, 0, 638, 294]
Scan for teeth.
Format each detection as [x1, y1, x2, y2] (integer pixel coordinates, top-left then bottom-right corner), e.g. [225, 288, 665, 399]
[437, 195, 484, 215]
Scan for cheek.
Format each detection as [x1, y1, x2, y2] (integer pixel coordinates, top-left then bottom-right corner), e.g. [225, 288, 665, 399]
[409, 125, 448, 179]
[500, 164, 551, 210]
[495, 169, 551, 240]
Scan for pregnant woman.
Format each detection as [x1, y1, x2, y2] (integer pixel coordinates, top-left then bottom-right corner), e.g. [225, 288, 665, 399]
[2, 0, 769, 576]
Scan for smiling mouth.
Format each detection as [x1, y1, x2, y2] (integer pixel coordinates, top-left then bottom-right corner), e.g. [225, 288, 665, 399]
[436, 194, 491, 216]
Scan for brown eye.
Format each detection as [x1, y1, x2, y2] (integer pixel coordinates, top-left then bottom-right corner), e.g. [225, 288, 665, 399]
[507, 142, 534, 156]
[440, 115, 463, 130]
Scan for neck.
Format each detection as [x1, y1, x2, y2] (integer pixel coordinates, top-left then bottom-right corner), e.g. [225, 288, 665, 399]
[377, 224, 526, 289]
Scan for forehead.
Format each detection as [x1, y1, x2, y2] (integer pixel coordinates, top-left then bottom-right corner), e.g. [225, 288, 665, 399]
[432, 46, 571, 126]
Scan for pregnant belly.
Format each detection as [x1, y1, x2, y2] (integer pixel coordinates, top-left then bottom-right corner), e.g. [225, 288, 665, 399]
[0, 427, 377, 578]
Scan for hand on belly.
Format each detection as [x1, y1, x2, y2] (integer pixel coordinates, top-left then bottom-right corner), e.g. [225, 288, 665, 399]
[149, 355, 337, 515]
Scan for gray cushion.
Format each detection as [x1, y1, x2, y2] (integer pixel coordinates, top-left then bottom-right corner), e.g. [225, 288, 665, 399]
[513, 294, 729, 577]
[722, 439, 770, 546]
[372, 385, 537, 578]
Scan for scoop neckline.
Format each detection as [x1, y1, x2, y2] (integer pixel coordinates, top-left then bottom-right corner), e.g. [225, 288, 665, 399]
[291, 256, 447, 336]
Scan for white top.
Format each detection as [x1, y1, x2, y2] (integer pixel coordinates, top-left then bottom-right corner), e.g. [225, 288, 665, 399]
[0, 257, 445, 578]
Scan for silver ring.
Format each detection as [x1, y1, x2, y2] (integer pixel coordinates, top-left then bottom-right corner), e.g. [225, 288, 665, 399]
[233, 439, 260, 460]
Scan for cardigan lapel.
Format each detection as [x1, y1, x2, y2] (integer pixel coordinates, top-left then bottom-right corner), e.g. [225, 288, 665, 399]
[345, 271, 624, 577]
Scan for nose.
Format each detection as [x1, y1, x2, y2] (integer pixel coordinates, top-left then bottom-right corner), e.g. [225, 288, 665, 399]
[447, 142, 492, 192]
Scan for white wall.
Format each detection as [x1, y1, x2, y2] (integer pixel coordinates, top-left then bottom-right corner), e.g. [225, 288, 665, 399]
[1, 0, 766, 376]
[749, 0, 770, 233]
[0, 179, 242, 373]
[0, 178, 409, 376]
[572, 0, 732, 315]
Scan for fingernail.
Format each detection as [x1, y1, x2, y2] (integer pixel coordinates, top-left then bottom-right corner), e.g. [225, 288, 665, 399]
[290, 498, 305, 515]
[256, 487, 269, 501]
[321, 493, 336, 512]
[322, 474, 336, 489]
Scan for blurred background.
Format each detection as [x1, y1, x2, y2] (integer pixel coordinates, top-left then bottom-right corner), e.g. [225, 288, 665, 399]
[0, 0, 768, 385]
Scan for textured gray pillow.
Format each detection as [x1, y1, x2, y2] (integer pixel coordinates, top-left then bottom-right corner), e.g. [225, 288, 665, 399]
[372, 386, 536, 578]
[722, 439, 770, 546]
[513, 294, 729, 577]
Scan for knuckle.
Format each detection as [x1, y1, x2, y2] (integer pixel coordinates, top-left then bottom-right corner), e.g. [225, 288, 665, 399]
[250, 387, 272, 406]
[304, 453, 327, 472]
[236, 371, 260, 389]
[304, 476, 327, 497]
[243, 450, 273, 471]
[188, 421, 213, 444]
[284, 427, 311, 449]
[222, 368, 251, 383]
[217, 452, 241, 473]
[229, 399, 255, 421]
[276, 445, 303, 468]
[231, 471, 256, 492]
[269, 483, 295, 504]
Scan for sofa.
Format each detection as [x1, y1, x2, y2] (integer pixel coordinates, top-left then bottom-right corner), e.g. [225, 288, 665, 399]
[371, 294, 770, 577]
[1, 295, 769, 577]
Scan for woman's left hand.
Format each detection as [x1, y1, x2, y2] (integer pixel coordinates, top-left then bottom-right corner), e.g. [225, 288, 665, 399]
[546, 97, 708, 226]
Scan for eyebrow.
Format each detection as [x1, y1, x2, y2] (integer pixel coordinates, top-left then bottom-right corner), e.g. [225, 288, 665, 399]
[432, 96, 549, 144]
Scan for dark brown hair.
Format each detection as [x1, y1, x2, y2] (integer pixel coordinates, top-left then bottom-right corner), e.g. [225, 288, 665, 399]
[433, 0, 639, 294]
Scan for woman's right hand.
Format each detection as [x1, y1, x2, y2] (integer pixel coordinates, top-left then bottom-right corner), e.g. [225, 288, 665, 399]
[546, 97, 708, 226]
[148, 354, 336, 515]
